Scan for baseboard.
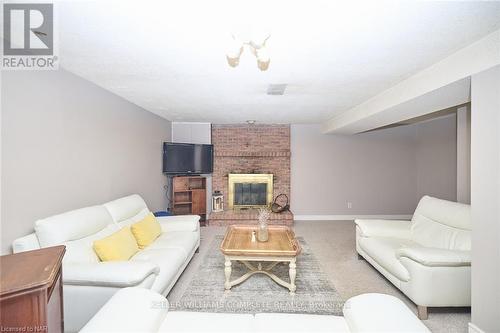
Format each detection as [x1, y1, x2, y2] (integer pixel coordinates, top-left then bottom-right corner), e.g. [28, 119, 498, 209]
[468, 323, 485, 333]
[294, 214, 413, 221]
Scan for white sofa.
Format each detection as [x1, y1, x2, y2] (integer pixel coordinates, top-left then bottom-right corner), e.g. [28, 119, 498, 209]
[81, 287, 430, 332]
[12, 194, 200, 333]
[355, 195, 471, 319]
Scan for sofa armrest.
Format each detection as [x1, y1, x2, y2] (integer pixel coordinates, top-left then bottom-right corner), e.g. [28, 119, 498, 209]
[343, 293, 430, 332]
[157, 215, 200, 232]
[396, 247, 471, 267]
[63, 261, 159, 287]
[12, 233, 41, 253]
[355, 219, 412, 239]
[80, 287, 168, 333]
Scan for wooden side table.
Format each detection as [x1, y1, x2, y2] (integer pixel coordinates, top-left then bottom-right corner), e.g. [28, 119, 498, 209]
[0, 245, 65, 333]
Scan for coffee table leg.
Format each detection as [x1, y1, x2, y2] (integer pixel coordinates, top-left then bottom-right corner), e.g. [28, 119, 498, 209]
[289, 258, 297, 294]
[224, 257, 232, 290]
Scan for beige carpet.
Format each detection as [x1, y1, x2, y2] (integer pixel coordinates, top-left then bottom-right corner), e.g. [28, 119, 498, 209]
[167, 221, 470, 333]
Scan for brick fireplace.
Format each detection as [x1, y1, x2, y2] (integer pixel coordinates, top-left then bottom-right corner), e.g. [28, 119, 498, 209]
[208, 124, 293, 226]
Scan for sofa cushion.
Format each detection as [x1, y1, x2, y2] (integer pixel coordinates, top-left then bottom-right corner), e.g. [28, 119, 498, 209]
[146, 231, 198, 257]
[93, 227, 139, 261]
[131, 247, 187, 293]
[396, 246, 471, 267]
[159, 312, 255, 332]
[355, 219, 411, 239]
[80, 287, 168, 333]
[12, 233, 41, 253]
[358, 237, 414, 281]
[132, 213, 162, 249]
[157, 215, 200, 232]
[343, 293, 430, 332]
[35, 205, 113, 247]
[254, 313, 349, 332]
[104, 194, 150, 226]
[63, 261, 159, 287]
[411, 196, 471, 250]
[62, 224, 120, 263]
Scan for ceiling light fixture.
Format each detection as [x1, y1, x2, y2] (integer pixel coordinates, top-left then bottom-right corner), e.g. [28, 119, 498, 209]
[226, 35, 271, 71]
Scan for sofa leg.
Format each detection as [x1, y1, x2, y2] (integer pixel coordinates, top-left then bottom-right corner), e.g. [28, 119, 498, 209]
[417, 305, 428, 320]
[357, 254, 365, 260]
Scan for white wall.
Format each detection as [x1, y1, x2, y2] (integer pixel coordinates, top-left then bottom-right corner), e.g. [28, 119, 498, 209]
[0, 72, 3, 247]
[291, 115, 457, 217]
[1, 69, 172, 254]
[457, 105, 471, 204]
[415, 114, 457, 202]
[470, 65, 500, 333]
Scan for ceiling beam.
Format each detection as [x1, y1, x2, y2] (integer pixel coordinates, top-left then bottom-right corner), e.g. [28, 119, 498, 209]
[322, 29, 500, 134]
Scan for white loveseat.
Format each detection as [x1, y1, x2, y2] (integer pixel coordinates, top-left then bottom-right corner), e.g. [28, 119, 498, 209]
[12, 194, 200, 332]
[81, 287, 430, 332]
[355, 195, 471, 319]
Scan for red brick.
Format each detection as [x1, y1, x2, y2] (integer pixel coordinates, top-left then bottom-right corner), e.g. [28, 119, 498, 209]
[209, 124, 292, 226]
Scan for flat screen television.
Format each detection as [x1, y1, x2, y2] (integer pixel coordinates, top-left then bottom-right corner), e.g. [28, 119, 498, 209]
[163, 142, 214, 174]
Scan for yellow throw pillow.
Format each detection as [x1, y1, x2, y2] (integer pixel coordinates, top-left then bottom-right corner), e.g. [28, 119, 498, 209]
[93, 227, 139, 261]
[131, 213, 162, 249]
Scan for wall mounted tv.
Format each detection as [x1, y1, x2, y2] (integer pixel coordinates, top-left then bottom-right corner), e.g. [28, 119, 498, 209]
[163, 142, 214, 175]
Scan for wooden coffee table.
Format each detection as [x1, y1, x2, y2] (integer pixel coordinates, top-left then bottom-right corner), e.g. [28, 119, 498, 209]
[220, 225, 301, 294]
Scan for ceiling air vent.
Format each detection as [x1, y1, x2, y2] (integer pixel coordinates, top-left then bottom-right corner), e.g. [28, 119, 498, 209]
[267, 84, 287, 95]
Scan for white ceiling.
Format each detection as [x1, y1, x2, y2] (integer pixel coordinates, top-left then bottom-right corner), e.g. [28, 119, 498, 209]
[59, 0, 500, 124]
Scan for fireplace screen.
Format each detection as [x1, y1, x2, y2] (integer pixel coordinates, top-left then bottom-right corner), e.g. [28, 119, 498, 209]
[234, 183, 267, 206]
[228, 173, 273, 209]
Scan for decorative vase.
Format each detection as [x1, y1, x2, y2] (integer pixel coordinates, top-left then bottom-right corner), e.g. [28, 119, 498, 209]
[257, 208, 270, 242]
